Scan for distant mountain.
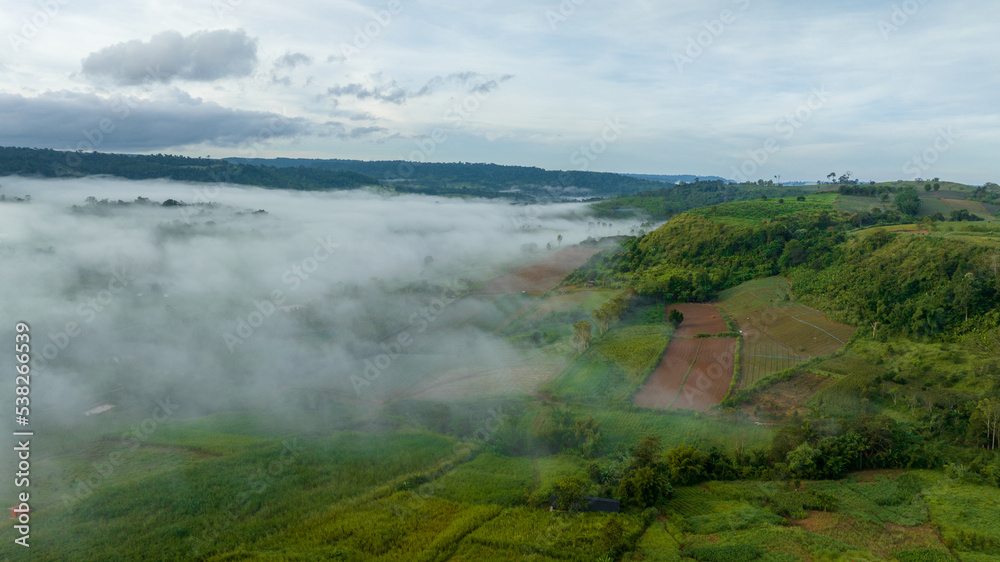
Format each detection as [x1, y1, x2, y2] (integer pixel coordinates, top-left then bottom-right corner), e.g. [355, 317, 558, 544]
[225, 157, 664, 200]
[0, 147, 670, 202]
[623, 174, 732, 184]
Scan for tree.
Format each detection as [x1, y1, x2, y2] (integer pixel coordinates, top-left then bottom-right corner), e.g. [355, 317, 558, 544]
[631, 436, 665, 471]
[924, 183, 933, 192]
[572, 321, 592, 352]
[664, 444, 707, 485]
[894, 187, 920, 216]
[592, 308, 612, 335]
[827, 172, 837, 183]
[787, 443, 822, 479]
[551, 476, 587, 511]
[618, 466, 671, 508]
[971, 398, 1000, 450]
[668, 308, 684, 327]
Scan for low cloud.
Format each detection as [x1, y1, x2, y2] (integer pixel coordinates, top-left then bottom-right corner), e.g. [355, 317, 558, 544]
[81, 29, 258, 85]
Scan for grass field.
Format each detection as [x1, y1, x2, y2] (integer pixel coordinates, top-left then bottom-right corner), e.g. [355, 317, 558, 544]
[543, 303, 672, 407]
[837, 194, 886, 214]
[687, 193, 838, 226]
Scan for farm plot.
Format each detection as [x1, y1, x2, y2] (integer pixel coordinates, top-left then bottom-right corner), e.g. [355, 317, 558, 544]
[666, 303, 729, 337]
[942, 197, 994, 219]
[671, 338, 737, 411]
[632, 338, 735, 412]
[477, 246, 599, 294]
[718, 279, 855, 389]
[744, 371, 837, 420]
[836, 195, 883, 215]
[633, 339, 701, 409]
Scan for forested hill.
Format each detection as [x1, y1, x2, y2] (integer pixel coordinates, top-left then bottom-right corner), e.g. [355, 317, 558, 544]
[571, 194, 1000, 338]
[0, 146, 377, 191]
[225, 157, 664, 198]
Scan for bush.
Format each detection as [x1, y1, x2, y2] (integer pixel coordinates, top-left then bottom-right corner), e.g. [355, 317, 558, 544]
[668, 308, 684, 327]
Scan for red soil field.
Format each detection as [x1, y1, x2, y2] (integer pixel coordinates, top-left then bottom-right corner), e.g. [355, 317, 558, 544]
[477, 246, 599, 294]
[666, 339, 736, 412]
[667, 303, 729, 337]
[634, 302, 736, 411]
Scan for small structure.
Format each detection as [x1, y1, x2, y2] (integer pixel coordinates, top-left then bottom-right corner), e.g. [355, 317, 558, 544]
[584, 280, 596, 287]
[584, 497, 621, 513]
[548, 496, 621, 513]
[9, 506, 31, 519]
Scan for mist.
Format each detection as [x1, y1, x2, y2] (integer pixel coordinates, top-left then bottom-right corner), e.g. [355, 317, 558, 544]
[0, 176, 642, 431]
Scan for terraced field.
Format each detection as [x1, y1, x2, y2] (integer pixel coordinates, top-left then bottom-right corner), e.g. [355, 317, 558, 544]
[716, 277, 855, 388]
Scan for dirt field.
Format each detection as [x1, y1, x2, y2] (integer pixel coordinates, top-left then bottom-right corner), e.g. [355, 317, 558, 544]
[477, 246, 599, 294]
[632, 339, 700, 409]
[742, 371, 835, 419]
[667, 303, 729, 337]
[633, 338, 735, 412]
[672, 339, 737, 411]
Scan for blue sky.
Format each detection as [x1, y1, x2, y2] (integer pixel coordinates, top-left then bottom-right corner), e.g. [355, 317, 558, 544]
[1, 0, 998, 183]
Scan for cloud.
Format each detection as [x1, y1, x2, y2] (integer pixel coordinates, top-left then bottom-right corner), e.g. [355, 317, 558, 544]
[0, 91, 311, 151]
[81, 29, 258, 85]
[270, 52, 313, 86]
[274, 52, 312, 70]
[326, 72, 515, 105]
[326, 81, 409, 104]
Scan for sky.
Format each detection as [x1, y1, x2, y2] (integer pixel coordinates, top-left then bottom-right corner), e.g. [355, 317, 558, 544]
[1, 0, 998, 183]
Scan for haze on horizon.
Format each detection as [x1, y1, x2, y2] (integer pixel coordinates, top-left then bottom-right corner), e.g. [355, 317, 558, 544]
[1, 1, 998, 184]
